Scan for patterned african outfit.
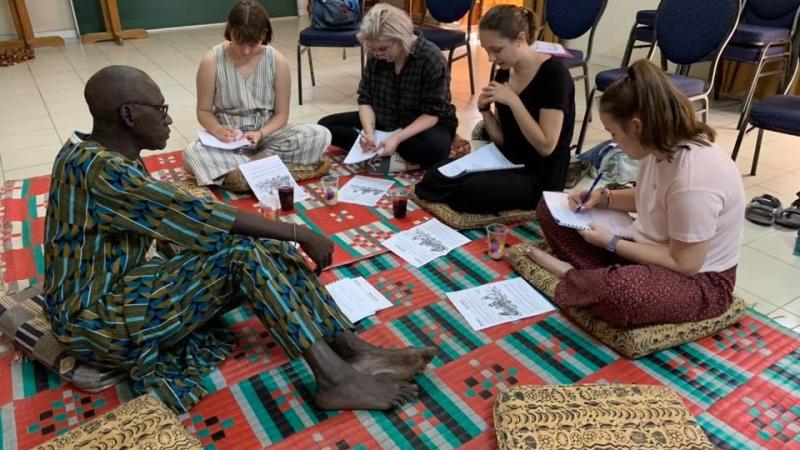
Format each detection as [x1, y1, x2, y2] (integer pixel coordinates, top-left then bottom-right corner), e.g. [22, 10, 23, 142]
[43, 133, 352, 412]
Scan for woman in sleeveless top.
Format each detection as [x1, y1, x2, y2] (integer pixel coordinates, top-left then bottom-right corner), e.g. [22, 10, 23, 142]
[184, 0, 330, 188]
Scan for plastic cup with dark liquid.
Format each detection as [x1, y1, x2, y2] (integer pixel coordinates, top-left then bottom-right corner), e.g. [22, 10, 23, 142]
[278, 185, 294, 211]
[390, 187, 409, 219]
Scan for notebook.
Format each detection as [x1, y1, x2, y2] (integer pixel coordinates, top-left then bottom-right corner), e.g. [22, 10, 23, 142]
[438, 143, 524, 178]
[197, 128, 251, 150]
[532, 41, 572, 58]
[543, 191, 635, 239]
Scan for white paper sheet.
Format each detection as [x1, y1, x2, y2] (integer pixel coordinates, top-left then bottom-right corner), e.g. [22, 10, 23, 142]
[238, 155, 309, 205]
[437, 143, 524, 178]
[197, 128, 252, 150]
[382, 219, 470, 267]
[543, 191, 635, 238]
[532, 41, 571, 57]
[338, 175, 395, 206]
[326, 277, 394, 323]
[447, 278, 555, 331]
[344, 130, 397, 164]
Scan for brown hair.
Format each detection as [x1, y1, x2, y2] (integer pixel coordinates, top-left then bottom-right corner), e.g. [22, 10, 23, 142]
[224, 0, 272, 45]
[479, 5, 537, 45]
[600, 59, 715, 161]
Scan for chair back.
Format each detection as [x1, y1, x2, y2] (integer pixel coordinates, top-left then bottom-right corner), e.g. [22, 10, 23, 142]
[423, 0, 474, 24]
[742, 0, 800, 29]
[656, 0, 740, 65]
[546, 0, 607, 40]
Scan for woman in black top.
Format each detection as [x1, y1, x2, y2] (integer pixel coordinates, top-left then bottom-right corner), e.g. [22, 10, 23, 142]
[416, 5, 575, 213]
[318, 4, 458, 168]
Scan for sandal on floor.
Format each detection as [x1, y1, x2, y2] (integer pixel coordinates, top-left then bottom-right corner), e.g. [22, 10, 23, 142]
[776, 192, 800, 229]
[745, 194, 782, 226]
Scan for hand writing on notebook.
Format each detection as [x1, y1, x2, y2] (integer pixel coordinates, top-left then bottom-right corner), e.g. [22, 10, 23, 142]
[568, 189, 602, 211]
[213, 125, 242, 143]
[356, 128, 377, 152]
[578, 224, 614, 249]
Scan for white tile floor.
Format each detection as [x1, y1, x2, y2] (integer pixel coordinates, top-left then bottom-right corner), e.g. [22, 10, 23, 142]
[1, 17, 799, 331]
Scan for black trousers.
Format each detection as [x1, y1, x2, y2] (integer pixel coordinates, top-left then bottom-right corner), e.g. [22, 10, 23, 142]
[318, 111, 453, 167]
[415, 159, 542, 214]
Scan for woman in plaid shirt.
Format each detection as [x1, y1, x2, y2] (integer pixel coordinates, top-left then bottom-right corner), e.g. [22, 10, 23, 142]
[318, 4, 458, 171]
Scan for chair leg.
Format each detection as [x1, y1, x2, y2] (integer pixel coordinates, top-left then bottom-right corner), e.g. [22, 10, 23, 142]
[360, 46, 365, 72]
[490, 62, 496, 81]
[297, 44, 303, 105]
[342, 48, 346, 60]
[308, 47, 316, 86]
[621, 24, 638, 67]
[751, 128, 764, 176]
[737, 53, 768, 130]
[582, 63, 591, 123]
[731, 119, 748, 162]
[466, 43, 475, 95]
[576, 86, 597, 154]
[700, 96, 708, 124]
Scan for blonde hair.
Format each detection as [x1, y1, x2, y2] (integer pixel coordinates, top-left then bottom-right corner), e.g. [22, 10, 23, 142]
[600, 59, 716, 161]
[357, 4, 416, 54]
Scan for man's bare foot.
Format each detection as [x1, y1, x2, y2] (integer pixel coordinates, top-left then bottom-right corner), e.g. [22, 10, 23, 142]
[333, 332, 437, 381]
[527, 247, 574, 278]
[314, 367, 419, 410]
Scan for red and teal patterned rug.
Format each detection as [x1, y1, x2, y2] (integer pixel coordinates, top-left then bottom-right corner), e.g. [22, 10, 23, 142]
[1, 150, 799, 449]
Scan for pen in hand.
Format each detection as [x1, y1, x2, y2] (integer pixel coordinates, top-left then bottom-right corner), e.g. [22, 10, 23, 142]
[576, 171, 604, 213]
[354, 127, 376, 152]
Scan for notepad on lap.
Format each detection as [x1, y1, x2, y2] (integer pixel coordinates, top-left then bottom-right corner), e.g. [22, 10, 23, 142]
[438, 143, 524, 178]
[532, 41, 572, 58]
[543, 191, 635, 238]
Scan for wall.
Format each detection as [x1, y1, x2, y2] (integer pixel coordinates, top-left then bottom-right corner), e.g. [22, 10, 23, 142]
[0, 0, 77, 40]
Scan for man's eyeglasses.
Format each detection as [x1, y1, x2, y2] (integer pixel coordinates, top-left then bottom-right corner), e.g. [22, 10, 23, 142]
[127, 102, 169, 118]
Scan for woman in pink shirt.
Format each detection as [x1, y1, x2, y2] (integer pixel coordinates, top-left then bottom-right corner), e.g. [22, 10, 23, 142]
[529, 59, 745, 328]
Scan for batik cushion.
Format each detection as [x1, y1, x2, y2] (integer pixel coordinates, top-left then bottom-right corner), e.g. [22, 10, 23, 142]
[494, 384, 713, 450]
[408, 186, 536, 230]
[0, 286, 127, 392]
[35, 394, 202, 450]
[506, 243, 746, 359]
[222, 154, 333, 193]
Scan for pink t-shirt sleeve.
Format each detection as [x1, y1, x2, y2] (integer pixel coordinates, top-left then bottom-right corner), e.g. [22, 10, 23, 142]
[667, 189, 724, 243]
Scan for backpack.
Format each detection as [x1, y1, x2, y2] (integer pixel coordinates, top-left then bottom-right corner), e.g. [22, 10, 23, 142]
[576, 139, 640, 185]
[312, 0, 361, 31]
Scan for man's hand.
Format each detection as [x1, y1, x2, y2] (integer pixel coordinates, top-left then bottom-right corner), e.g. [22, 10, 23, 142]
[295, 225, 333, 275]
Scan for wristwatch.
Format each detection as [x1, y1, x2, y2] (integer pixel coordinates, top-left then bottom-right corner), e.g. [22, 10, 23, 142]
[606, 235, 622, 253]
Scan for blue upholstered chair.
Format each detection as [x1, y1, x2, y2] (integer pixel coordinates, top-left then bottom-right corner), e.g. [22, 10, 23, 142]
[545, 0, 608, 104]
[296, 0, 365, 105]
[731, 40, 800, 176]
[621, 9, 657, 68]
[418, 0, 475, 95]
[720, 0, 800, 130]
[575, 0, 741, 153]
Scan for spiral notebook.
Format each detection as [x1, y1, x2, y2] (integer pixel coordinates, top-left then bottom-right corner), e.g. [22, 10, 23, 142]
[438, 143, 524, 178]
[543, 191, 635, 239]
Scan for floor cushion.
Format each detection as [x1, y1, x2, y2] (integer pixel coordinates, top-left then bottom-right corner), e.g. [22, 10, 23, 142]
[35, 394, 202, 450]
[506, 243, 746, 358]
[408, 185, 536, 230]
[494, 384, 713, 450]
[0, 286, 127, 392]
